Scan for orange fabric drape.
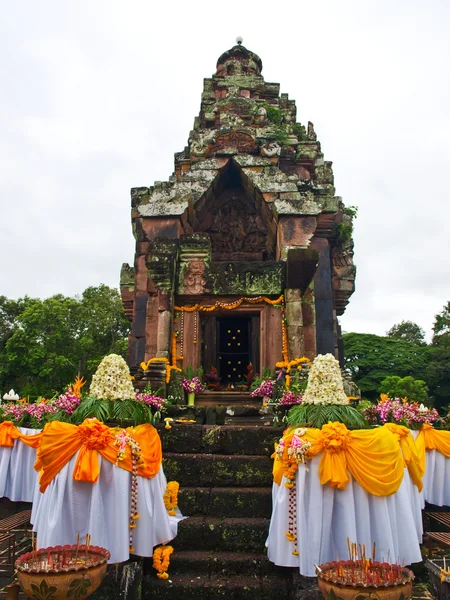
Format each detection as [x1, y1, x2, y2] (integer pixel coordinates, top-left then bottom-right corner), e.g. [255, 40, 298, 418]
[0, 421, 42, 449]
[415, 424, 450, 474]
[36, 419, 162, 492]
[273, 422, 405, 497]
[383, 423, 424, 492]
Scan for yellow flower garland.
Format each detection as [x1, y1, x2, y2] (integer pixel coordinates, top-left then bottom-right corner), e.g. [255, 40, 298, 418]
[153, 545, 174, 579]
[275, 357, 311, 389]
[164, 481, 179, 516]
[174, 294, 284, 313]
[140, 356, 182, 384]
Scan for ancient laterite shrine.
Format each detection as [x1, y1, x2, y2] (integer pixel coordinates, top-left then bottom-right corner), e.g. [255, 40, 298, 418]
[120, 42, 356, 389]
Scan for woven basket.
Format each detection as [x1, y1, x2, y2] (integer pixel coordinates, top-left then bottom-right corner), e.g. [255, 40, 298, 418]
[16, 545, 109, 600]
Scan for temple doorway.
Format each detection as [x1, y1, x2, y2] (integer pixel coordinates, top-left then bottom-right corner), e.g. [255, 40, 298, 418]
[202, 315, 260, 385]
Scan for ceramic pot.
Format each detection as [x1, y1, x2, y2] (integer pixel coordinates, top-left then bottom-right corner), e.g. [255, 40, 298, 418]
[16, 545, 110, 600]
[187, 392, 195, 406]
[317, 577, 413, 600]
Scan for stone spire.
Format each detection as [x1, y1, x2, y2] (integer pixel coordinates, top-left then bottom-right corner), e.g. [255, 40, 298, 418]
[216, 43, 263, 77]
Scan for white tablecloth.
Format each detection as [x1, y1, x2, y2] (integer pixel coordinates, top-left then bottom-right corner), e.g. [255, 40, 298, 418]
[410, 430, 450, 507]
[31, 453, 183, 564]
[0, 427, 40, 502]
[267, 455, 423, 576]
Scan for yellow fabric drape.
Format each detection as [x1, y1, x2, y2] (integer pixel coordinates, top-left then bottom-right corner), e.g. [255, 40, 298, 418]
[415, 424, 450, 474]
[382, 423, 423, 492]
[36, 419, 162, 492]
[0, 421, 42, 449]
[273, 422, 405, 497]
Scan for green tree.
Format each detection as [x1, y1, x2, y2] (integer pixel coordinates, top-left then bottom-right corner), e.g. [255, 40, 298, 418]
[386, 320, 426, 346]
[1, 286, 130, 399]
[379, 375, 429, 403]
[343, 332, 428, 400]
[427, 302, 450, 409]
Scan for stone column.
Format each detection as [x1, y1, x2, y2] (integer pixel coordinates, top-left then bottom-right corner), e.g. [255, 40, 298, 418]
[284, 289, 304, 359]
[157, 291, 172, 359]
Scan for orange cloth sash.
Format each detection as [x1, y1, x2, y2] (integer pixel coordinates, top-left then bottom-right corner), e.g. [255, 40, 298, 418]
[36, 419, 162, 492]
[415, 424, 450, 474]
[382, 423, 423, 492]
[0, 421, 42, 448]
[273, 421, 405, 497]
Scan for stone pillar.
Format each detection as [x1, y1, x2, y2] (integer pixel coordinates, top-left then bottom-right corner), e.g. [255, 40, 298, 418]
[157, 291, 172, 359]
[312, 238, 336, 355]
[285, 289, 304, 359]
[301, 285, 316, 360]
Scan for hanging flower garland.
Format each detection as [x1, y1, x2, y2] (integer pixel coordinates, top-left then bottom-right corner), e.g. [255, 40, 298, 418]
[114, 429, 144, 553]
[139, 356, 182, 384]
[164, 481, 179, 516]
[174, 294, 284, 313]
[153, 545, 174, 579]
[274, 428, 311, 556]
[276, 357, 311, 389]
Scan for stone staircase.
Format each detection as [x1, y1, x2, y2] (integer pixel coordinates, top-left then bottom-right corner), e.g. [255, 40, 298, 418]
[142, 418, 318, 599]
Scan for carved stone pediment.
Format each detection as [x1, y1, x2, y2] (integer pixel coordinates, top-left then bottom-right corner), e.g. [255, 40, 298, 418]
[209, 130, 257, 155]
[203, 193, 271, 260]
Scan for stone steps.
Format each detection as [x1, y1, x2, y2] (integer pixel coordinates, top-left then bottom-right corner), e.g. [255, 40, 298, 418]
[144, 423, 312, 600]
[175, 517, 270, 552]
[142, 571, 292, 600]
[162, 453, 273, 487]
[157, 423, 283, 455]
[167, 550, 282, 575]
[178, 486, 273, 518]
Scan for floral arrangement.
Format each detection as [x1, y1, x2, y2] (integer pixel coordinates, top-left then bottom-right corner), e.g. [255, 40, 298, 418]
[250, 379, 275, 399]
[182, 376, 204, 394]
[279, 391, 303, 407]
[362, 395, 441, 429]
[288, 354, 367, 429]
[90, 354, 135, 400]
[54, 390, 81, 415]
[204, 367, 220, 390]
[135, 392, 166, 411]
[1, 402, 57, 427]
[302, 354, 349, 405]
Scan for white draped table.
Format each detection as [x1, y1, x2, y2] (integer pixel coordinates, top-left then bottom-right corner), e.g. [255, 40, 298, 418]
[0, 427, 40, 502]
[31, 453, 183, 564]
[411, 429, 450, 507]
[267, 454, 423, 577]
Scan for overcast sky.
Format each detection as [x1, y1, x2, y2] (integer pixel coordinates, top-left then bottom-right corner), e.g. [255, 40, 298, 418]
[2, 0, 449, 340]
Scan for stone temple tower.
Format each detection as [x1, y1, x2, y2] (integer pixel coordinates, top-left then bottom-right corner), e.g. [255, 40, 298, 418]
[120, 42, 356, 390]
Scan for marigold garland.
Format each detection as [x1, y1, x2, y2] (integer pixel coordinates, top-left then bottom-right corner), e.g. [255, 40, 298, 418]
[164, 481, 179, 516]
[153, 545, 174, 579]
[174, 294, 284, 313]
[275, 357, 311, 390]
[139, 356, 182, 384]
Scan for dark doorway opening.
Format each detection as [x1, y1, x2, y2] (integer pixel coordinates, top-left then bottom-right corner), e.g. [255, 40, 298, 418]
[201, 315, 260, 386]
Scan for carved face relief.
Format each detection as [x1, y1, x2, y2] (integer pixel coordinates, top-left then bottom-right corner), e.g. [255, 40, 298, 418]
[260, 141, 281, 157]
[183, 260, 209, 294]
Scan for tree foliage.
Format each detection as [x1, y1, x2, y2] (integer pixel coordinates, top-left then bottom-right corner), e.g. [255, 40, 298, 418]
[427, 302, 450, 408]
[0, 286, 130, 399]
[343, 332, 428, 400]
[386, 320, 426, 346]
[379, 375, 429, 403]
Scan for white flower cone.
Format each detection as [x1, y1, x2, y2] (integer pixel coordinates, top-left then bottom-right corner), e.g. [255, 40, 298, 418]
[90, 354, 135, 400]
[302, 353, 349, 405]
